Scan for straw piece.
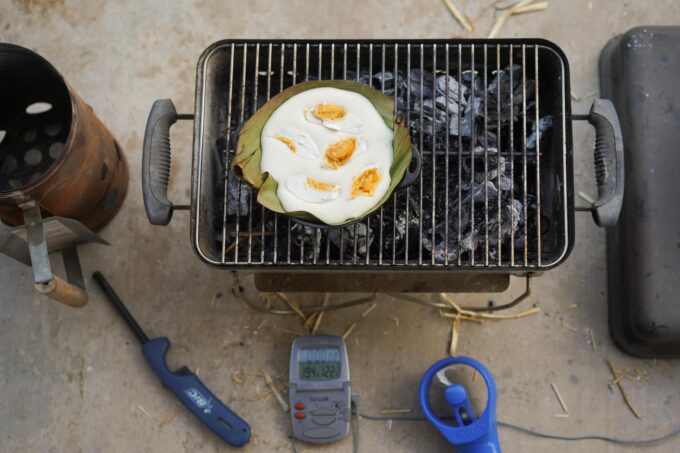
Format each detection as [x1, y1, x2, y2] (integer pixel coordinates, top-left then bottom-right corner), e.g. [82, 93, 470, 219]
[222, 339, 240, 348]
[381, 408, 413, 415]
[473, 0, 504, 23]
[224, 231, 274, 255]
[232, 372, 245, 384]
[304, 312, 319, 332]
[488, 9, 512, 38]
[438, 294, 540, 320]
[313, 294, 330, 334]
[551, 382, 569, 414]
[607, 360, 642, 419]
[361, 303, 378, 318]
[342, 322, 357, 340]
[560, 319, 577, 332]
[472, 369, 478, 382]
[209, 293, 217, 308]
[389, 316, 400, 327]
[243, 370, 265, 378]
[159, 412, 179, 428]
[613, 369, 627, 385]
[265, 373, 289, 412]
[495, 0, 524, 10]
[571, 92, 581, 102]
[442, 0, 474, 32]
[136, 404, 154, 419]
[555, 413, 569, 418]
[488, 0, 537, 38]
[449, 317, 462, 356]
[275, 292, 307, 322]
[578, 191, 596, 205]
[511, 1, 548, 15]
[588, 328, 597, 353]
[311, 311, 324, 335]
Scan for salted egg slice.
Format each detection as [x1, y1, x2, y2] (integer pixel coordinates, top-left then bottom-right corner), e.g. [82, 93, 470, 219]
[269, 127, 320, 160]
[304, 102, 362, 134]
[285, 175, 340, 203]
[323, 136, 367, 169]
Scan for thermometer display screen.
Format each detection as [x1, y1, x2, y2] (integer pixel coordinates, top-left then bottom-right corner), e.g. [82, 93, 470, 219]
[299, 347, 341, 381]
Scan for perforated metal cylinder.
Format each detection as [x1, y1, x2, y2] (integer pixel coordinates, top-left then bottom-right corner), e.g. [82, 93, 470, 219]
[0, 44, 128, 231]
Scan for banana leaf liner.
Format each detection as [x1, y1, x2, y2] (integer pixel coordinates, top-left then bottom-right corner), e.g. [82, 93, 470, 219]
[233, 80, 413, 226]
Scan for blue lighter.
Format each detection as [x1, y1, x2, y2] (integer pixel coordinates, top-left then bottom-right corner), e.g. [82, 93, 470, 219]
[93, 272, 250, 447]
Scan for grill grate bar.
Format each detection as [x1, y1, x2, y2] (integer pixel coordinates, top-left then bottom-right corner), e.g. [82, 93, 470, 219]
[249, 44, 260, 264]
[431, 44, 437, 266]
[285, 45, 291, 264]
[483, 44, 489, 267]
[256, 43, 276, 264]
[391, 43, 399, 265]
[368, 43, 376, 265]
[220, 44, 236, 264]
[326, 44, 335, 265]
[535, 45, 542, 267]
[457, 44, 463, 267]
[418, 44, 424, 265]
[444, 44, 450, 265]
[469, 44, 476, 266]
[380, 44, 386, 265]
[233, 46, 248, 263]
[509, 44, 516, 266]
[353, 44, 360, 265]
[211, 41, 567, 269]
[496, 44, 502, 266]
[404, 44, 411, 264]
[522, 44, 528, 267]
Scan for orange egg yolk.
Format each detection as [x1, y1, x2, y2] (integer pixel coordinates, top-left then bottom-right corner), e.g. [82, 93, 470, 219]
[324, 137, 357, 169]
[351, 167, 382, 199]
[306, 177, 338, 192]
[275, 135, 297, 152]
[313, 103, 346, 121]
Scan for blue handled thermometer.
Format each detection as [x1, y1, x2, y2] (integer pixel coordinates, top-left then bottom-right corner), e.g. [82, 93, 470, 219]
[419, 356, 501, 453]
[92, 272, 250, 447]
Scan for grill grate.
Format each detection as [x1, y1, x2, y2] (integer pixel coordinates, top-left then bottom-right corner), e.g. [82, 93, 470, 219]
[194, 40, 571, 270]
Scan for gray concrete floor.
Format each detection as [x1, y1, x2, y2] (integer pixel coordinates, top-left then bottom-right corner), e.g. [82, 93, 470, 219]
[1, 0, 680, 452]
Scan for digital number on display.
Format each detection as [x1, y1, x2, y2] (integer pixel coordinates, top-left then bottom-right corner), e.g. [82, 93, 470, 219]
[298, 347, 341, 381]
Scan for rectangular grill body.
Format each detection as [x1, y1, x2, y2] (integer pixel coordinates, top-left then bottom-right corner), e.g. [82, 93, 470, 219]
[191, 39, 574, 274]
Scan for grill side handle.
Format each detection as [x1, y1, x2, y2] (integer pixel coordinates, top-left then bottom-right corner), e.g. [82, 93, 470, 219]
[142, 99, 193, 226]
[575, 99, 624, 227]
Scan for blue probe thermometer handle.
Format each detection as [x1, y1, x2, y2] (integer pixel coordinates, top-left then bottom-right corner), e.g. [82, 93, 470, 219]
[142, 337, 251, 447]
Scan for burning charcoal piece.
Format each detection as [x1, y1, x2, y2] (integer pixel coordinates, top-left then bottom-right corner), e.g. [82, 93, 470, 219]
[373, 71, 396, 94]
[462, 70, 484, 94]
[408, 69, 435, 99]
[527, 115, 554, 149]
[436, 74, 468, 104]
[328, 223, 374, 258]
[434, 95, 462, 115]
[484, 69, 513, 123]
[344, 70, 371, 85]
[225, 175, 251, 217]
[513, 79, 536, 112]
[291, 223, 322, 261]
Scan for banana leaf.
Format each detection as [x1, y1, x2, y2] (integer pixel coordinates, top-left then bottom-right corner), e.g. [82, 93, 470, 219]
[233, 80, 412, 226]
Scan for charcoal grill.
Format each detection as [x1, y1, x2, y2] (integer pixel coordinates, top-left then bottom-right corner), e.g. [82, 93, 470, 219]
[142, 39, 623, 293]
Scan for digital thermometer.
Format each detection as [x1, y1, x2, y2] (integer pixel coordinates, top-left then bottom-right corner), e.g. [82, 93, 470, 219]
[289, 335, 351, 444]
